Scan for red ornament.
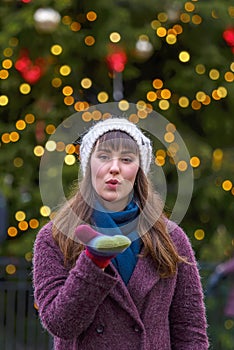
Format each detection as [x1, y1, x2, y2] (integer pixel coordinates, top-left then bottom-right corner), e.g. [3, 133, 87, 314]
[15, 49, 46, 84]
[106, 48, 127, 72]
[223, 28, 234, 48]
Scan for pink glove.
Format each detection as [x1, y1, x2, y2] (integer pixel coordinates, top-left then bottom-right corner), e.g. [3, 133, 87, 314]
[75, 224, 131, 268]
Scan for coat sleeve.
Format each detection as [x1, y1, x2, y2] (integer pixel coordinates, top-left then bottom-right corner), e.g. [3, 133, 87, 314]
[168, 223, 209, 350]
[32, 222, 118, 340]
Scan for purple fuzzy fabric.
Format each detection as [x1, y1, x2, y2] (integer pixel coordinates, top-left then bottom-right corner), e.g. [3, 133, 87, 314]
[32, 221, 209, 350]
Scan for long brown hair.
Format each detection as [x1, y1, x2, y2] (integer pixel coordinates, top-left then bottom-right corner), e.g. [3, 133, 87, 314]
[52, 131, 187, 277]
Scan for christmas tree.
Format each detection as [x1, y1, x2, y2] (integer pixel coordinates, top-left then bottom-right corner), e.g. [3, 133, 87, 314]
[0, 0, 234, 347]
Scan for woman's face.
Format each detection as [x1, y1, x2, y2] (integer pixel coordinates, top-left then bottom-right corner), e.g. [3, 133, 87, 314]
[90, 137, 140, 211]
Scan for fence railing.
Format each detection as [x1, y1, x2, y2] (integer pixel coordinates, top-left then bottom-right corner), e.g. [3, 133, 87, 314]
[0, 256, 52, 350]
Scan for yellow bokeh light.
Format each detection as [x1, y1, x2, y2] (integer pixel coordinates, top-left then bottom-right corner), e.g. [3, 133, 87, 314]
[15, 210, 26, 221]
[196, 91, 206, 102]
[19, 83, 31, 94]
[180, 13, 190, 23]
[195, 64, 206, 75]
[92, 110, 102, 120]
[64, 154, 76, 165]
[60, 65, 71, 76]
[62, 86, 73, 96]
[74, 101, 89, 112]
[202, 95, 211, 105]
[110, 32, 121, 43]
[209, 69, 220, 80]
[137, 109, 148, 119]
[25, 113, 35, 124]
[155, 156, 165, 166]
[29, 219, 39, 229]
[224, 72, 234, 82]
[179, 51, 190, 62]
[34, 145, 44, 157]
[65, 144, 76, 154]
[8, 227, 18, 237]
[46, 124, 56, 135]
[2, 59, 13, 69]
[153, 79, 163, 89]
[129, 114, 139, 124]
[191, 100, 201, 110]
[159, 100, 170, 110]
[62, 15, 72, 25]
[46, 140, 56, 152]
[230, 62, 234, 72]
[185, 2, 195, 12]
[222, 180, 232, 191]
[56, 141, 65, 152]
[25, 252, 32, 262]
[178, 96, 189, 107]
[40, 206, 51, 217]
[212, 89, 221, 100]
[164, 132, 175, 143]
[166, 123, 176, 133]
[213, 148, 223, 160]
[3, 48, 13, 57]
[84, 36, 95, 46]
[194, 229, 205, 240]
[217, 86, 227, 98]
[16, 119, 26, 130]
[192, 15, 202, 24]
[52, 77, 62, 88]
[70, 22, 81, 32]
[0, 69, 9, 79]
[81, 78, 92, 89]
[86, 11, 97, 21]
[13, 157, 24, 167]
[18, 221, 28, 231]
[161, 89, 171, 99]
[0, 95, 9, 106]
[118, 100, 129, 111]
[158, 12, 168, 22]
[177, 160, 188, 171]
[147, 91, 157, 102]
[151, 20, 161, 30]
[97, 92, 109, 103]
[166, 34, 177, 45]
[64, 96, 74, 105]
[51, 44, 63, 55]
[6, 264, 16, 275]
[190, 156, 200, 167]
[157, 27, 167, 37]
[10, 132, 20, 142]
[1, 133, 10, 143]
[224, 319, 234, 330]
[173, 24, 183, 34]
[82, 111, 92, 122]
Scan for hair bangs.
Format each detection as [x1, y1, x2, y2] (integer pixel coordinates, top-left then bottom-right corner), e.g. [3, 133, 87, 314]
[96, 130, 139, 155]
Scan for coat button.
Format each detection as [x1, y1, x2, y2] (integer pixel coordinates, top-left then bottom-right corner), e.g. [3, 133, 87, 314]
[133, 325, 141, 333]
[96, 325, 104, 334]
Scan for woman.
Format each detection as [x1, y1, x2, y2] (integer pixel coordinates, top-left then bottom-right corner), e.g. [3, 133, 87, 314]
[33, 117, 209, 349]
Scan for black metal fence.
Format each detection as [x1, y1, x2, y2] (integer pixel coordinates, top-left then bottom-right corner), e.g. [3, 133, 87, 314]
[0, 257, 52, 350]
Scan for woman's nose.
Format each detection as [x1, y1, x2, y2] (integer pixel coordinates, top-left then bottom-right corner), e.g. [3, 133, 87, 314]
[109, 158, 120, 173]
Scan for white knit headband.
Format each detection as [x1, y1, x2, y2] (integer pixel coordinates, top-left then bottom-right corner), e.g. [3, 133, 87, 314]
[80, 117, 152, 175]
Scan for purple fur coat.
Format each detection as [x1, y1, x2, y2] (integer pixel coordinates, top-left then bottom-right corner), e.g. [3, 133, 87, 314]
[33, 221, 209, 350]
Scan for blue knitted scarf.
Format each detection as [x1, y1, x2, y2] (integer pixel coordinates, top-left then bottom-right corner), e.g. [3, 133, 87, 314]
[91, 198, 142, 285]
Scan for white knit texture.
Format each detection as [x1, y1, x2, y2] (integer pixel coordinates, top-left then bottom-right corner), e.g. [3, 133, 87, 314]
[80, 117, 152, 175]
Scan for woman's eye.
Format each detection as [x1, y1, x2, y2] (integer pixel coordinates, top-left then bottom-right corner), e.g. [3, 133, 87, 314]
[121, 157, 132, 163]
[98, 154, 109, 160]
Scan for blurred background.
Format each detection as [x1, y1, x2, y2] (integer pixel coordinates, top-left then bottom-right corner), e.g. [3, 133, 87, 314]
[0, 0, 234, 349]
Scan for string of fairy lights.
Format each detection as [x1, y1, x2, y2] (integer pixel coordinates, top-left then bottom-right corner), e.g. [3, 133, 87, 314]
[1, 1, 234, 273]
